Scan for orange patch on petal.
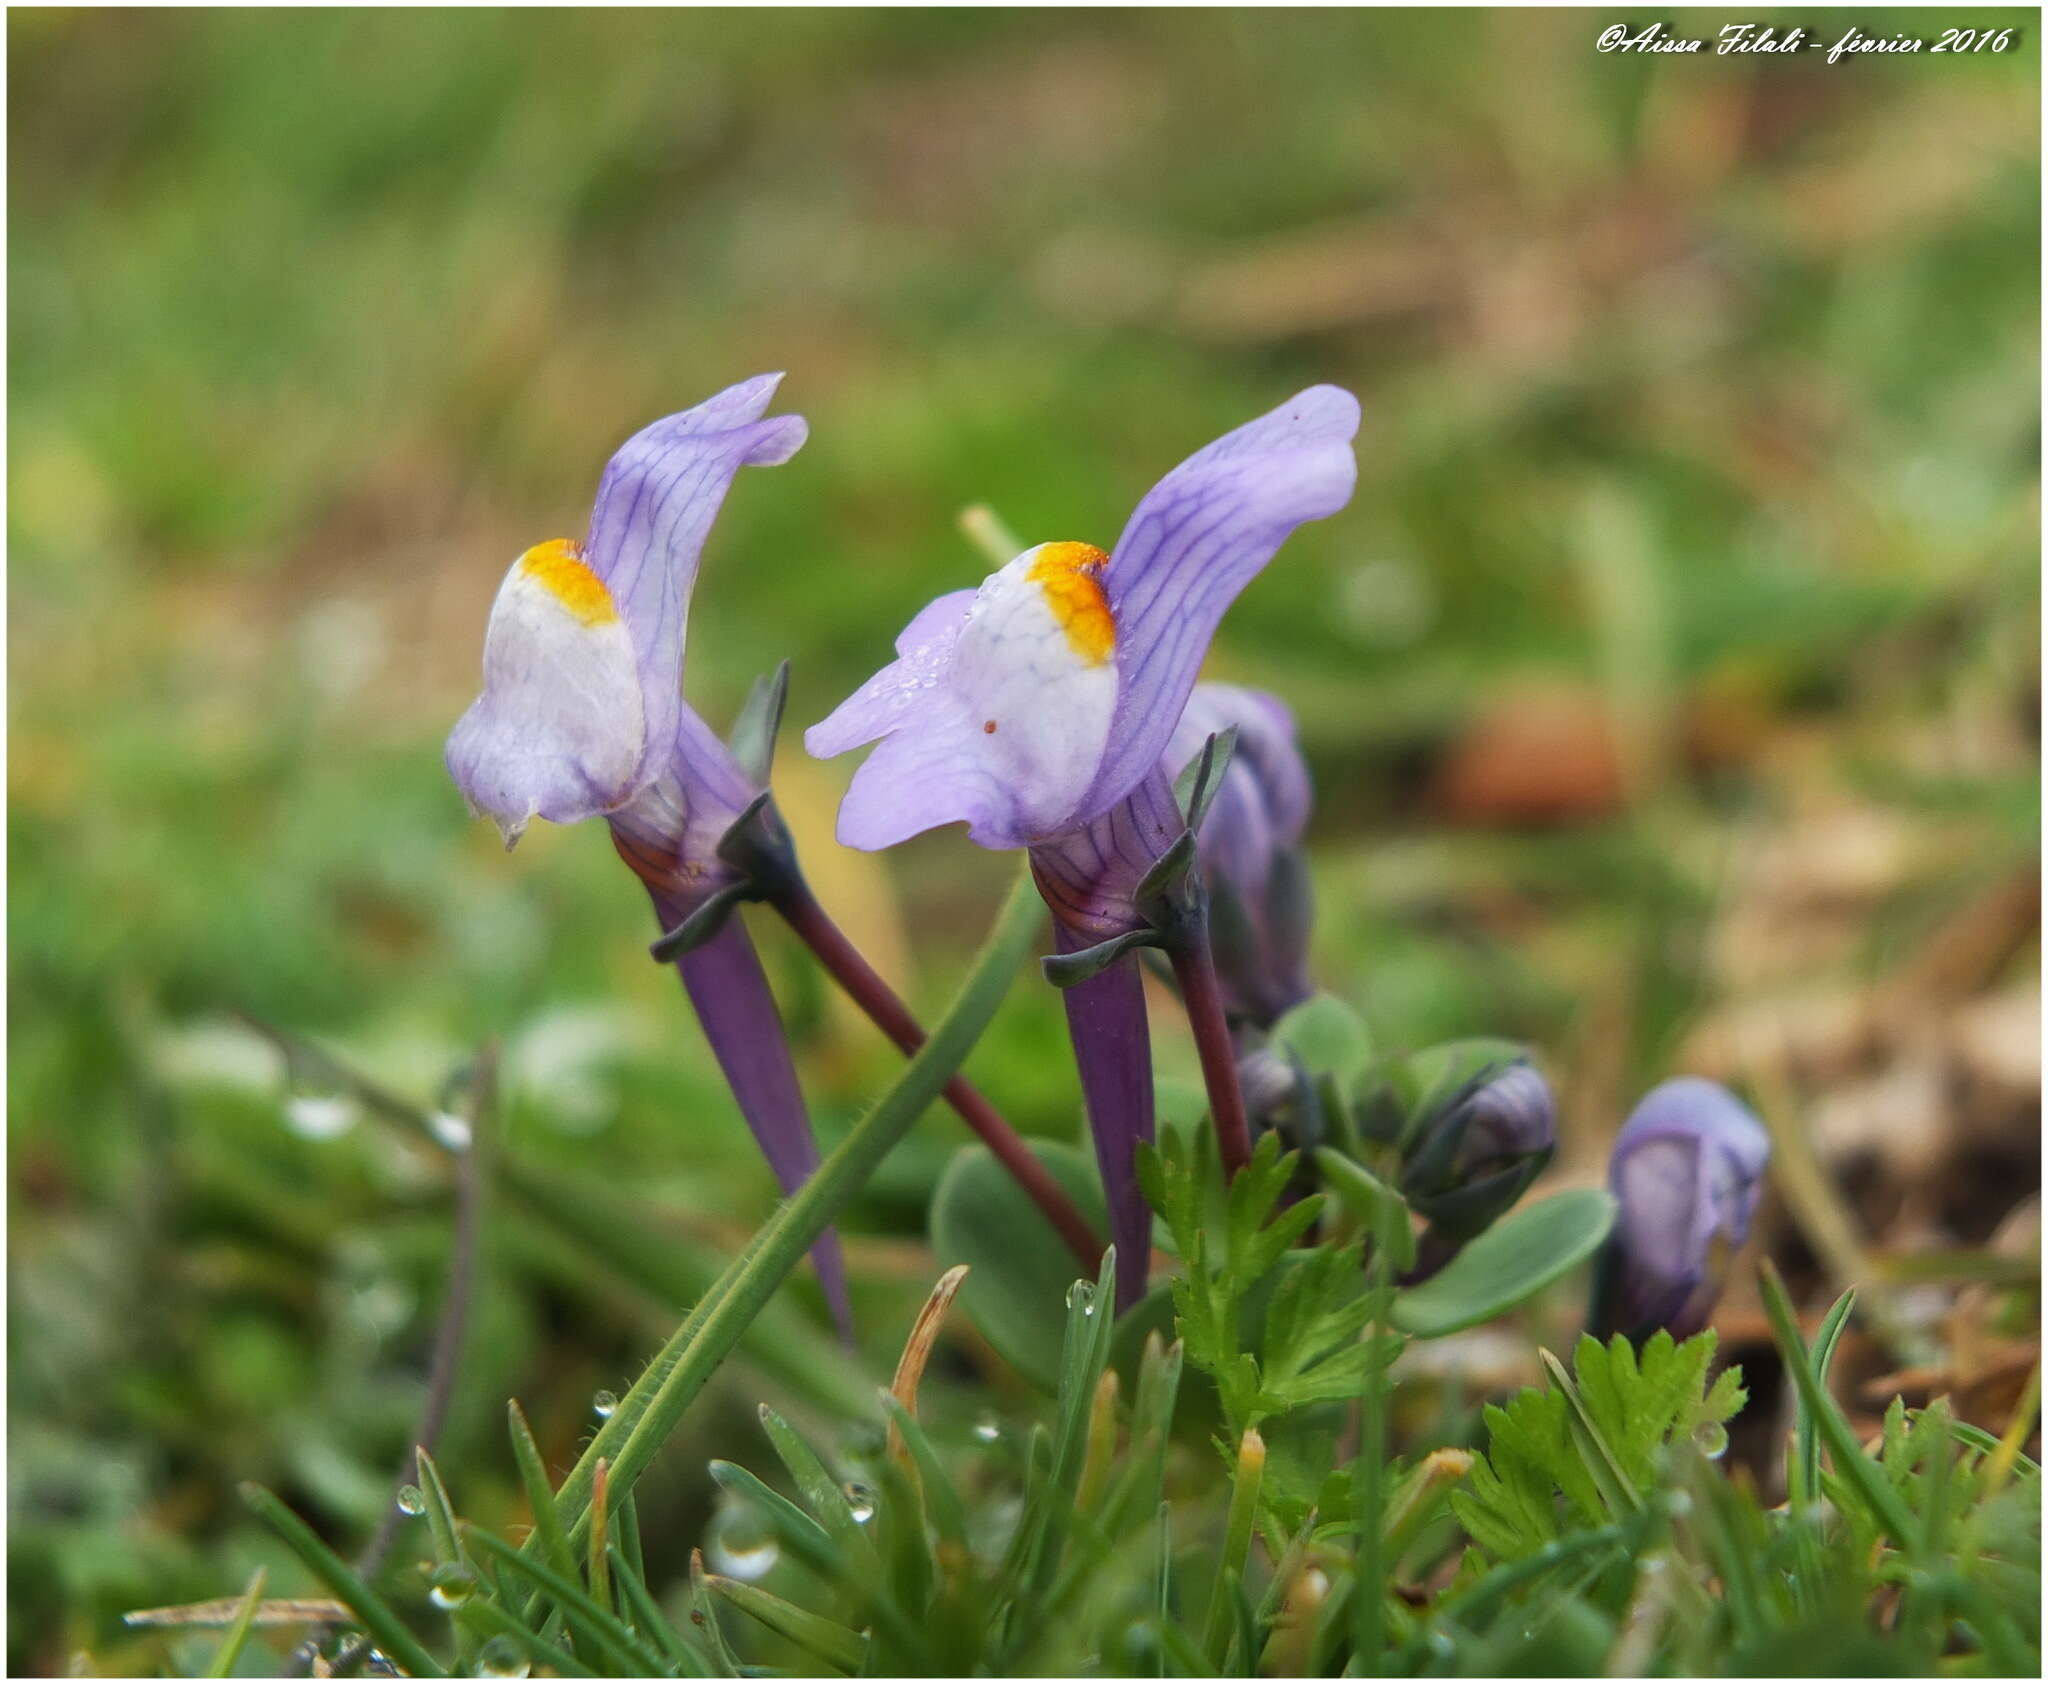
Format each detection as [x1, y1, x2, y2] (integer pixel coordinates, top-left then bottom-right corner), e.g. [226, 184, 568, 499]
[519, 539, 618, 626]
[1027, 542, 1115, 665]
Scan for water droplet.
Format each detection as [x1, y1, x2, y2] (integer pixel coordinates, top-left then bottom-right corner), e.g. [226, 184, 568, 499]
[1693, 1420, 1730, 1459]
[592, 1389, 618, 1421]
[396, 1484, 425, 1516]
[842, 1481, 877, 1524]
[477, 1636, 530, 1679]
[707, 1499, 780, 1580]
[428, 1110, 473, 1152]
[972, 1415, 1000, 1444]
[1065, 1280, 1094, 1313]
[284, 1092, 359, 1141]
[428, 1564, 477, 1609]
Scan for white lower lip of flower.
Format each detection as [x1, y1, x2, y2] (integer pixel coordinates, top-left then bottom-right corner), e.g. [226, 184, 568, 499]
[951, 547, 1118, 838]
[471, 548, 646, 836]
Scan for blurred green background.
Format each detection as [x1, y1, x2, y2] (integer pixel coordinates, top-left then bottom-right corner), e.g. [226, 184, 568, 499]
[9, 7, 2039, 1673]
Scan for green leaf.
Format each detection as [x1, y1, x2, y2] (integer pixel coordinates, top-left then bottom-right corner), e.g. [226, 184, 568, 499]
[931, 1139, 1110, 1391]
[238, 1483, 443, 1679]
[1271, 995, 1375, 1090]
[465, 1527, 668, 1677]
[1313, 1148, 1417, 1271]
[1391, 1188, 1615, 1336]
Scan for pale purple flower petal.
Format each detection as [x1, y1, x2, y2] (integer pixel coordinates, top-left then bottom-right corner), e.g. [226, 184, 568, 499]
[1605, 1077, 1771, 1339]
[809, 390, 1357, 854]
[447, 375, 805, 844]
[1079, 387, 1358, 818]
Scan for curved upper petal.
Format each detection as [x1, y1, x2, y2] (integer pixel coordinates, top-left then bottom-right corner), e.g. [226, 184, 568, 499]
[1081, 387, 1358, 818]
[585, 373, 808, 790]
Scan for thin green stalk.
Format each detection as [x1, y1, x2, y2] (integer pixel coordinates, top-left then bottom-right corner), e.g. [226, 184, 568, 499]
[1203, 1427, 1266, 1666]
[1759, 1261, 1919, 1548]
[549, 871, 1042, 1550]
[204, 1568, 266, 1678]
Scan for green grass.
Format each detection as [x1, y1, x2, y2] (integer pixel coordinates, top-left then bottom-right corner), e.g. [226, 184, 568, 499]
[8, 8, 2037, 1673]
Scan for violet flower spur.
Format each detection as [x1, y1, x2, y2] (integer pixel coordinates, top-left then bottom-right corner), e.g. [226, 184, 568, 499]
[1591, 1077, 1772, 1343]
[807, 388, 1360, 1306]
[443, 375, 857, 1335]
[1164, 683, 1315, 1029]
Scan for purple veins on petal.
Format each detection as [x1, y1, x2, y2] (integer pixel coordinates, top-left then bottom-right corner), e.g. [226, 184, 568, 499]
[446, 374, 805, 846]
[807, 388, 1358, 854]
[1079, 386, 1359, 820]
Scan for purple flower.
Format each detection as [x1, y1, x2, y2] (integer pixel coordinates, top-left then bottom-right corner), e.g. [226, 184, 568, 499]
[444, 376, 850, 1336]
[1599, 1078, 1771, 1342]
[448, 374, 806, 854]
[1164, 684, 1314, 1026]
[807, 389, 1358, 1305]
[804, 387, 1358, 870]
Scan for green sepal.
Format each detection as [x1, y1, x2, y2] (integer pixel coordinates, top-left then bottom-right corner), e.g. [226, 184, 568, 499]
[1041, 926, 1164, 988]
[725, 660, 791, 787]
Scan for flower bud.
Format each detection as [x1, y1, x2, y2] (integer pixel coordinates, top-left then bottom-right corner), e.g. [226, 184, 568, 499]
[1399, 1057, 1557, 1240]
[1595, 1077, 1771, 1342]
[1168, 685, 1315, 1026]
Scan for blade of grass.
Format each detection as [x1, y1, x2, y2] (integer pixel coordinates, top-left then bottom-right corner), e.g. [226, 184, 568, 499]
[1202, 1427, 1265, 1666]
[453, 1596, 592, 1678]
[507, 1401, 580, 1590]
[550, 871, 1044, 1552]
[464, 1526, 666, 1676]
[1759, 1261, 1918, 1548]
[238, 1484, 443, 1679]
[708, 1575, 868, 1673]
[204, 1567, 267, 1678]
[607, 1541, 709, 1677]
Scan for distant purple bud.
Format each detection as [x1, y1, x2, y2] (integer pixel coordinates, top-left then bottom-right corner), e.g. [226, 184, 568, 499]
[1601, 1078, 1771, 1341]
[1401, 1059, 1557, 1240]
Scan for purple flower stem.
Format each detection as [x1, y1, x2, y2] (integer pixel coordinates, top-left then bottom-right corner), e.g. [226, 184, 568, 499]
[653, 894, 855, 1345]
[1168, 928, 1254, 1181]
[1054, 928, 1156, 1311]
[770, 881, 1103, 1273]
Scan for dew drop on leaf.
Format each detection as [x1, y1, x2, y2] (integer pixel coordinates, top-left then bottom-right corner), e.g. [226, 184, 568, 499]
[592, 1389, 618, 1420]
[477, 1636, 530, 1679]
[395, 1484, 425, 1516]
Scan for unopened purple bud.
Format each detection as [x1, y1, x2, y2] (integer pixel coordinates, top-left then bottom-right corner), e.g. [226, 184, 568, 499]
[1601, 1078, 1771, 1341]
[1401, 1059, 1557, 1239]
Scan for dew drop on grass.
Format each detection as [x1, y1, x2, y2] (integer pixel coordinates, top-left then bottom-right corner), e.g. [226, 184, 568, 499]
[972, 1415, 1000, 1444]
[428, 1110, 473, 1152]
[428, 1565, 477, 1610]
[842, 1481, 877, 1524]
[395, 1484, 425, 1516]
[477, 1636, 530, 1679]
[284, 1092, 360, 1141]
[1693, 1420, 1730, 1459]
[707, 1500, 780, 1580]
[1065, 1280, 1094, 1314]
[592, 1389, 618, 1421]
